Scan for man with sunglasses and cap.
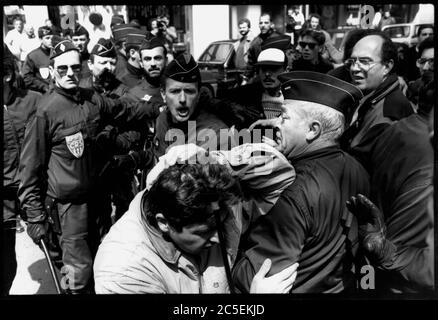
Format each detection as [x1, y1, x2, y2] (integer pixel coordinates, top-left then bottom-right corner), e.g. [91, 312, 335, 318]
[340, 32, 414, 170]
[18, 37, 159, 294]
[232, 71, 369, 293]
[22, 26, 56, 94]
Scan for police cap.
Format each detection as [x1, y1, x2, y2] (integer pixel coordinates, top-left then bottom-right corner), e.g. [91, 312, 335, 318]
[279, 71, 363, 116]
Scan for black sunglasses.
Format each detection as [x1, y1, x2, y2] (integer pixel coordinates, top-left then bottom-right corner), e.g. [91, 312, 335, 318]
[299, 41, 317, 50]
[56, 64, 82, 76]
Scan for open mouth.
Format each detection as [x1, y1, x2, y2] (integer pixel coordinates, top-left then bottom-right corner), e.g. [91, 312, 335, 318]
[177, 107, 190, 118]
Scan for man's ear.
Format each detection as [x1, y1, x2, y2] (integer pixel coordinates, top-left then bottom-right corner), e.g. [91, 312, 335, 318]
[306, 120, 321, 141]
[160, 88, 166, 103]
[155, 213, 169, 233]
[383, 59, 394, 76]
[87, 59, 93, 71]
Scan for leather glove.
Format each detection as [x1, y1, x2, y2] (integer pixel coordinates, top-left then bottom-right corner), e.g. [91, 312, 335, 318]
[346, 194, 396, 265]
[27, 221, 49, 245]
[111, 152, 138, 173]
[96, 125, 118, 152]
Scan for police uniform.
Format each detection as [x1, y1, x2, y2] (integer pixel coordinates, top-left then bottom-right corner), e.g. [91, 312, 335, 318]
[152, 53, 230, 159]
[118, 31, 147, 88]
[112, 23, 137, 81]
[18, 39, 150, 293]
[232, 72, 370, 293]
[3, 47, 42, 294]
[22, 26, 54, 94]
[68, 24, 92, 79]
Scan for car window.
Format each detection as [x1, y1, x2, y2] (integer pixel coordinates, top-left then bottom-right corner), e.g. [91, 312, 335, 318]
[199, 43, 233, 63]
[384, 26, 410, 38]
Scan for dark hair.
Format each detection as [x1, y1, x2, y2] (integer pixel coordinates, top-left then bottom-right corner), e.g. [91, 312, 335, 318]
[238, 18, 251, 28]
[342, 28, 372, 61]
[144, 163, 242, 231]
[299, 28, 326, 46]
[365, 30, 398, 74]
[260, 13, 271, 22]
[417, 24, 434, 37]
[13, 17, 23, 24]
[418, 36, 434, 56]
[126, 44, 141, 57]
[309, 13, 321, 23]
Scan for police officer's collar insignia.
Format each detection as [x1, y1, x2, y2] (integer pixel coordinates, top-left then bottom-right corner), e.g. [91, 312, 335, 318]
[65, 132, 84, 158]
[60, 44, 65, 52]
[182, 52, 191, 65]
[142, 94, 152, 101]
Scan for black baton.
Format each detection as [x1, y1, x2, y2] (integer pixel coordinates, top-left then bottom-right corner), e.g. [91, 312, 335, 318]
[40, 239, 62, 294]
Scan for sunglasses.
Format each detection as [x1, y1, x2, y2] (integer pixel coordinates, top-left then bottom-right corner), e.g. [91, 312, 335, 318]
[417, 58, 434, 67]
[298, 41, 317, 50]
[56, 64, 82, 76]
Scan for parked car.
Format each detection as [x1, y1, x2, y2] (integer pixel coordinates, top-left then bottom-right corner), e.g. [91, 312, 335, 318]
[197, 39, 243, 98]
[382, 23, 433, 47]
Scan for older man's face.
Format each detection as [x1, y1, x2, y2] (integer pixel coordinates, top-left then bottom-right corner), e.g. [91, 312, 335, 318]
[417, 47, 434, 76]
[349, 35, 389, 93]
[277, 101, 310, 159]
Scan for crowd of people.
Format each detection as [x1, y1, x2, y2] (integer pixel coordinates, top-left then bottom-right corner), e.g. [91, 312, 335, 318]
[1, 8, 435, 295]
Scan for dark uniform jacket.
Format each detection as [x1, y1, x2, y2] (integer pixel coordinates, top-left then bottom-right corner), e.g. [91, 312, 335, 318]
[114, 51, 128, 82]
[22, 46, 51, 94]
[3, 89, 42, 220]
[119, 63, 145, 89]
[153, 99, 230, 159]
[18, 86, 154, 223]
[215, 81, 266, 130]
[79, 74, 129, 98]
[341, 73, 414, 170]
[368, 112, 434, 293]
[233, 146, 370, 293]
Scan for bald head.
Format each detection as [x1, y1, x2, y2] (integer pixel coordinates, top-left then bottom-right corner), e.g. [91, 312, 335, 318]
[349, 33, 396, 93]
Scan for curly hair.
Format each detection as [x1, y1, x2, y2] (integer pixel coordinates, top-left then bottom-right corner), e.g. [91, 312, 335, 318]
[299, 28, 326, 46]
[143, 163, 242, 231]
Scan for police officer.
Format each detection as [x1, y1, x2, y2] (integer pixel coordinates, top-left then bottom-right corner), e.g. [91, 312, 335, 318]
[22, 26, 55, 94]
[111, 23, 137, 81]
[80, 38, 129, 97]
[67, 23, 92, 79]
[2, 45, 42, 295]
[18, 37, 154, 294]
[119, 30, 147, 88]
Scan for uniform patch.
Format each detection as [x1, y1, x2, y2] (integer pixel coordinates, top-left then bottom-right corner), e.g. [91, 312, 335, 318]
[39, 67, 50, 79]
[65, 132, 84, 158]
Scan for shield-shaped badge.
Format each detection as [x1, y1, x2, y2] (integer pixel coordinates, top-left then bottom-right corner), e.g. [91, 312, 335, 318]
[65, 132, 84, 158]
[39, 67, 50, 79]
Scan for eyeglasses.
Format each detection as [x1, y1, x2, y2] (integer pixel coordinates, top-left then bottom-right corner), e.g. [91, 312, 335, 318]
[417, 58, 434, 68]
[56, 64, 82, 76]
[345, 57, 381, 70]
[298, 41, 317, 50]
